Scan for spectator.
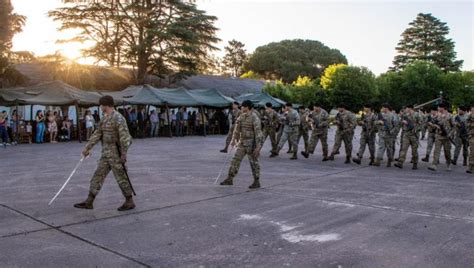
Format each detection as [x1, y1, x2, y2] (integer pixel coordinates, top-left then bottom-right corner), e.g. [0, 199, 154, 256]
[0, 111, 8, 147]
[35, 110, 45, 143]
[93, 110, 100, 124]
[47, 111, 59, 143]
[85, 110, 95, 141]
[10, 110, 20, 145]
[60, 115, 72, 141]
[137, 107, 146, 138]
[149, 110, 159, 137]
[182, 107, 189, 136]
[176, 108, 184, 137]
[129, 108, 138, 138]
[171, 110, 177, 134]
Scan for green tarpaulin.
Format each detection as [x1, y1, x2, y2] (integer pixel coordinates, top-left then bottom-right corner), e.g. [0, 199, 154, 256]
[0, 81, 102, 107]
[234, 92, 286, 108]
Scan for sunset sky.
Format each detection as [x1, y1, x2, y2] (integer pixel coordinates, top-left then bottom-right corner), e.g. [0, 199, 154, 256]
[11, 0, 473, 75]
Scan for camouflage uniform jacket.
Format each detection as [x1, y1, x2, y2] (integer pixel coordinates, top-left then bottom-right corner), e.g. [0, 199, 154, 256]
[232, 111, 263, 148]
[308, 109, 329, 134]
[299, 111, 310, 131]
[85, 111, 131, 157]
[336, 110, 356, 134]
[467, 114, 474, 138]
[359, 113, 378, 136]
[432, 112, 454, 138]
[454, 114, 468, 138]
[426, 114, 438, 134]
[230, 108, 242, 126]
[281, 109, 300, 133]
[376, 112, 396, 137]
[262, 109, 279, 130]
[401, 112, 421, 135]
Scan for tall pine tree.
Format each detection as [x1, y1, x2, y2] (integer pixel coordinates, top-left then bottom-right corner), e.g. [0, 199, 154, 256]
[392, 13, 462, 72]
[222, 39, 247, 77]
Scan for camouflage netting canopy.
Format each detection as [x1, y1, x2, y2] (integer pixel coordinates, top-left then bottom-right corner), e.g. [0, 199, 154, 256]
[0, 80, 102, 107]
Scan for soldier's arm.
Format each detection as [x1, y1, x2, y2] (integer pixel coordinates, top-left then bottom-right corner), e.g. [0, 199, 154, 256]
[319, 113, 329, 128]
[253, 114, 263, 148]
[118, 117, 132, 155]
[231, 116, 242, 144]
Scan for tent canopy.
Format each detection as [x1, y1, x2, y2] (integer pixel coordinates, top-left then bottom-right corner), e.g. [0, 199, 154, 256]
[234, 92, 286, 108]
[106, 85, 234, 108]
[0, 80, 102, 107]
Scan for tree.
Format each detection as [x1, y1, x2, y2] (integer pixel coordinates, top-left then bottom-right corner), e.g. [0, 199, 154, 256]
[320, 63, 347, 89]
[392, 13, 463, 72]
[244, 39, 347, 83]
[327, 66, 377, 112]
[51, 0, 220, 83]
[442, 71, 474, 107]
[0, 0, 26, 87]
[222, 39, 247, 77]
[240, 70, 262, 80]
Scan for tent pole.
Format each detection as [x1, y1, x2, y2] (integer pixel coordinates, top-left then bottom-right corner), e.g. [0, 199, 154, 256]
[165, 104, 172, 137]
[200, 106, 206, 137]
[30, 105, 33, 121]
[75, 103, 82, 143]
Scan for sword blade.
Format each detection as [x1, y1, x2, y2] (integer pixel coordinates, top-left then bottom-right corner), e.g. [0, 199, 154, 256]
[214, 147, 234, 184]
[48, 157, 84, 206]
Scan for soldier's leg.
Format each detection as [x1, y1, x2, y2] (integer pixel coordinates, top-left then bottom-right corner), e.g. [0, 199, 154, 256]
[357, 135, 367, 159]
[330, 131, 343, 158]
[429, 138, 442, 170]
[247, 147, 261, 188]
[396, 136, 410, 165]
[89, 158, 112, 197]
[269, 129, 278, 152]
[368, 135, 376, 161]
[222, 125, 235, 151]
[443, 139, 452, 167]
[385, 137, 394, 166]
[321, 132, 329, 159]
[110, 159, 134, 198]
[307, 131, 318, 154]
[452, 136, 462, 164]
[290, 132, 299, 159]
[376, 135, 385, 161]
[274, 132, 289, 154]
[224, 146, 246, 183]
[468, 139, 474, 173]
[462, 138, 469, 165]
[261, 128, 269, 148]
[426, 134, 435, 157]
[343, 134, 353, 163]
[303, 131, 309, 152]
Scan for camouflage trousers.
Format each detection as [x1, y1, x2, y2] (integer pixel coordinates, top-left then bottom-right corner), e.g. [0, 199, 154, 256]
[376, 134, 394, 161]
[297, 129, 309, 152]
[224, 125, 236, 149]
[331, 130, 354, 157]
[276, 131, 298, 155]
[453, 136, 469, 162]
[90, 156, 133, 197]
[423, 133, 435, 157]
[228, 145, 260, 180]
[357, 132, 376, 159]
[397, 133, 418, 164]
[307, 130, 328, 157]
[432, 136, 451, 165]
[262, 127, 278, 152]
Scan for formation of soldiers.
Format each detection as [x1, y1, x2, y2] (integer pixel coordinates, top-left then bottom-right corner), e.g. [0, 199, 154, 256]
[219, 101, 474, 187]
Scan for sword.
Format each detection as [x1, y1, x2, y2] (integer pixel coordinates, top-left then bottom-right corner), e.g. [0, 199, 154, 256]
[48, 156, 85, 206]
[214, 146, 234, 184]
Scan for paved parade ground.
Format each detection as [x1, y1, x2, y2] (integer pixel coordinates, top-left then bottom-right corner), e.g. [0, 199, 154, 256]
[1, 129, 473, 267]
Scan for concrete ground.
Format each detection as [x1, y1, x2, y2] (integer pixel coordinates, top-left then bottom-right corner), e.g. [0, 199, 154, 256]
[1, 127, 473, 268]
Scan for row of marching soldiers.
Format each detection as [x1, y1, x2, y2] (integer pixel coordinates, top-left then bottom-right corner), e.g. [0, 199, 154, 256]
[221, 101, 474, 174]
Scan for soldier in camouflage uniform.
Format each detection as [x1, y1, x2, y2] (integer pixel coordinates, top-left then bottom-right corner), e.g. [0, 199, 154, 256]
[374, 104, 396, 167]
[421, 107, 438, 162]
[466, 105, 474, 174]
[452, 106, 469, 166]
[391, 108, 401, 161]
[328, 104, 356, 164]
[220, 100, 263, 189]
[221, 102, 241, 153]
[270, 103, 300, 160]
[297, 106, 310, 153]
[395, 105, 421, 169]
[301, 104, 329, 161]
[428, 103, 455, 171]
[353, 104, 377, 165]
[260, 102, 279, 153]
[74, 95, 135, 211]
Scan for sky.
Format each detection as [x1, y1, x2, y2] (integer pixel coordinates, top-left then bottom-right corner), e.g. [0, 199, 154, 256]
[11, 0, 474, 75]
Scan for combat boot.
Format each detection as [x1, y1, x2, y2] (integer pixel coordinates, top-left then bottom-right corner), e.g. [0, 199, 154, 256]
[428, 164, 437, 171]
[394, 162, 403, 169]
[372, 160, 381, 166]
[118, 196, 135, 211]
[322, 157, 329, 162]
[290, 153, 298, 160]
[248, 179, 261, 189]
[421, 155, 429, 162]
[220, 178, 233, 186]
[352, 157, 361, 165]
[301, 151, 309, 158]
[269, 152, 278, 158]
[220, 147, 228, 153]
[466, 165, 473, 174]
[451, 159, 457, 166]
[327, 154, 335, 161]
[412, 163, 418, 170]
[368, 157, 375, 166]
[73, 193, 95, 209]
[344, 156, 351, 164]
[286, 148, 292, 154]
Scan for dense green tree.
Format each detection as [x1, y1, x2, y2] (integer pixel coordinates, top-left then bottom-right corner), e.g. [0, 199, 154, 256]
[51, 0, 220, 83]
[442, 71, 474, 107]
[244, 39, 347, 83]
[392, 13, 463, 72]
[222, 39, 247, 77]
[399, 61, 443, 106]
[327, 66, 377, 112]
[320, 63, 347, 89]
[0, 0, 26, 87]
